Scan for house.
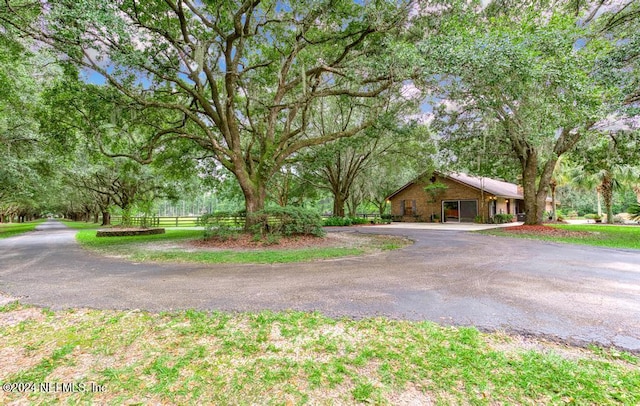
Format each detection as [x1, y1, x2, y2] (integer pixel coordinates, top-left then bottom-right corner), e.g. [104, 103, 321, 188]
[386, 172, 554, 222]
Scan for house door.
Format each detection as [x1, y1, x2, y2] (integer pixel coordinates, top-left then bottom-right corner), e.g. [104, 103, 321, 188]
[442, 201, 459, 222]
[443, 200, 478, 222]
[460, 200, 478, 222]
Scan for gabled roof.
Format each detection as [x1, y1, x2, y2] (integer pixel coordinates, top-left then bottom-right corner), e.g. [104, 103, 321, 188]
[446, 172, 523, 199]
[386, 171, 524, 200]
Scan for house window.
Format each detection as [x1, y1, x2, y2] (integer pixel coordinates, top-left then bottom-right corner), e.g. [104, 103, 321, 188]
[401, 200, 417, 216]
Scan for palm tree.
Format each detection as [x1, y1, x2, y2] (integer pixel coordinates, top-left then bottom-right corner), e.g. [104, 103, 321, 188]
[550, 157, 574, 221]
[571, 157, 640, 223]
[629, 203, 640, 221]
[569, 129, 640, 223]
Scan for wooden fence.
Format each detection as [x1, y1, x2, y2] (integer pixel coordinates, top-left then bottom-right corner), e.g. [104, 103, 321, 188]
[110, 216, 201, 228]
[110, 213, 381, 228]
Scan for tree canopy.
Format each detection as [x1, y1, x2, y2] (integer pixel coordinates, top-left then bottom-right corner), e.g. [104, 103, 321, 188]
[0, 0, 638, 224]
[419, 1, 624, 224]
[2, 0, 423, 224]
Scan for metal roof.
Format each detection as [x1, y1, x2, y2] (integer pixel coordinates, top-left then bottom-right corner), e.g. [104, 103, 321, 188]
[445, 172, 524, 199]
[386, 171, 524, 200]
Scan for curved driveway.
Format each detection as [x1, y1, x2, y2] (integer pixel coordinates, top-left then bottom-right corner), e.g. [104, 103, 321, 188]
[1, 220, 639, 352]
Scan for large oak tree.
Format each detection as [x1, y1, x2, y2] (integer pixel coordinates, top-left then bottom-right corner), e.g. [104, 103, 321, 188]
[421, 3, 611, 224]
[2, 0, 419, 225]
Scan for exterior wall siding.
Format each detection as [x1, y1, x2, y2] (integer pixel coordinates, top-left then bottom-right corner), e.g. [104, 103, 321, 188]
[390, 174, 493, 222]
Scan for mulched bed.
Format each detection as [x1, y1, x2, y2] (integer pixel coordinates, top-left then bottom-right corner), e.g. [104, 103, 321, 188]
[97, 228, 165, 237]
[501, 225, 593, 237]
[188, 234, 334, 250]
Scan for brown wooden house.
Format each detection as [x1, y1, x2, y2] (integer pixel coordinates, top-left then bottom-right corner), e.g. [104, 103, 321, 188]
[386, 172, 554, 223]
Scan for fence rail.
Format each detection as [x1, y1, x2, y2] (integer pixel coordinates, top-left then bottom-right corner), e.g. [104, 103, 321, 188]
[110, 216, 201, 228]
[110, 213, 382, 228]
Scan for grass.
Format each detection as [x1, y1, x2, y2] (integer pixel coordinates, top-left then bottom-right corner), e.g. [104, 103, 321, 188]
[484, 224, 640, 250]
[1, 303, 638, 405]
[132, 247, 365, 264]
[58, 220, 103, 230]
[0, 220, 45, 239]
[76, 229, 203, 248]
[74, 229, 405, 264]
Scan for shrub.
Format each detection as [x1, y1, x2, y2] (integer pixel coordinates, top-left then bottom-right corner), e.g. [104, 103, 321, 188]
[197, 212, 245, 240]
[350, 217, 368, 225]
[249, 206, 325, 237]
[323, 216, 369, 226]
[628, 203, 640, 221]
[493, 213, 514, 224]
[323, 216, 352, 226]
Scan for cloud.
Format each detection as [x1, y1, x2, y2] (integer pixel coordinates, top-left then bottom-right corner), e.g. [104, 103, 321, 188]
[593, 114, 640, 132]
[400, 82, 422, 100]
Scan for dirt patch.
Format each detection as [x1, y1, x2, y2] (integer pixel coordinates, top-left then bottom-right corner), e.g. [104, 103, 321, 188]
[0, 307, 46, 327]
[487, 332, 639, 369]
[501, 225, 593, 238]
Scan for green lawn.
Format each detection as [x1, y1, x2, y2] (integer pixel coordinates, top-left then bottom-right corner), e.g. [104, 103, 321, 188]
[74, 229, 400, 264]
[58, 220, 103, 229]
[1, 303, 637, 405]
[0, 220, 45, 239]
[76, 229, 203, 247]
[485, 224, 640, 250]
[133, 246, 364, 264]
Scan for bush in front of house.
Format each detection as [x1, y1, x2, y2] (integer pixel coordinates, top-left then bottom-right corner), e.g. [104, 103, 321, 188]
[493, 214, 514, 224]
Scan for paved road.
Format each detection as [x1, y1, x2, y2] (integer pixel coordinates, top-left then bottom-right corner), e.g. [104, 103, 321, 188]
[1, 219, 639, 352]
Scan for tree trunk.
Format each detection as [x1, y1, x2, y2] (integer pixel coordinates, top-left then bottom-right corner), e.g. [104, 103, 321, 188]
[346, 200, 357, 217]
[550, 179, 557, 221]
[101, 211, 111, 226]
[121, 208, 132, 227]
[521, 150, 556, 225]
[521, 151, 541, 225]
[239, 177, 267, 230]
[600, 172, 614, 223]
[333, 194, 345, 217]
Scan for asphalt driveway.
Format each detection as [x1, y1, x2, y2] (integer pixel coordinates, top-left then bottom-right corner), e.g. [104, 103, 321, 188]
[1, 219, 639, 352]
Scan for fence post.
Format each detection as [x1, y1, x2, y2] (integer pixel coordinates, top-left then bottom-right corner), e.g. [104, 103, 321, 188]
[176, 217, 179, 227]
